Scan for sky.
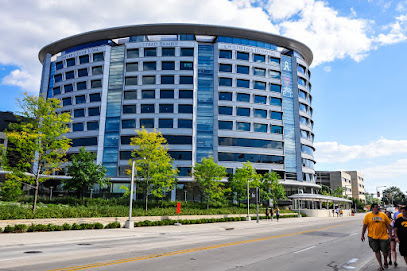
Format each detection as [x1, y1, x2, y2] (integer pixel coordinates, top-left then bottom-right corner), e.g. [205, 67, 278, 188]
[0, 0, 406, 195]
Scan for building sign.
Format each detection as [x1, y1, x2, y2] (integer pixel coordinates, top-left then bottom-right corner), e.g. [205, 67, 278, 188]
[218, 43, 280, 58]
[59, 46, 105, 60]
[282, 59, 293, 98]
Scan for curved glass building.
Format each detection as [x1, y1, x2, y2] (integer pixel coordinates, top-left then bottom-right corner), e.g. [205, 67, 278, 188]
[38, 24, 318, 196]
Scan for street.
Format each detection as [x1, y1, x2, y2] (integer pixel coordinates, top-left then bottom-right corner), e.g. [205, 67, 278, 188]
[0, 214, 390, 271]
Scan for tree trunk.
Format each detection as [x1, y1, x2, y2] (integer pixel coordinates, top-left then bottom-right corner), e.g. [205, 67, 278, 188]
[81, 186, 85, 205]
[207, 195, 210, 210]
[145, 187, 148, 211]
[32, 164, 42, 213]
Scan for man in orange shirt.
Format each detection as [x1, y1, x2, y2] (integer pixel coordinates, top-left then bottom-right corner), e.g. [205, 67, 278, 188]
[394, 205, 407, 267]
[361, 203, 392, 270]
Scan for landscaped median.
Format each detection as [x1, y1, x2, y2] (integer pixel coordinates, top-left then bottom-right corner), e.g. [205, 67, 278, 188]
[0, 213, 302, 233]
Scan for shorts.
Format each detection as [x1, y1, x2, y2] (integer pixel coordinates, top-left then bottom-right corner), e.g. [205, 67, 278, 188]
[399, 242, 407, 257]
[368, 237, 390, 253]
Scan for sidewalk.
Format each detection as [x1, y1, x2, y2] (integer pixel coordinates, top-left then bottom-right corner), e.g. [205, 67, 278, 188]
[0, 214, 363, 247]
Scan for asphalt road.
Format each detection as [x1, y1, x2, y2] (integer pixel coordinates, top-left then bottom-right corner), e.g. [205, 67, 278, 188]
[0, 215, 389, 271]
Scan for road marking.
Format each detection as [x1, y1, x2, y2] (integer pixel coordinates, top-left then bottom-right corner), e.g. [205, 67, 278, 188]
[48, 222, 352, 271]
[349, 233, 358, 236]
[343, 258, 359, 270]
[294, 246, 315, 254]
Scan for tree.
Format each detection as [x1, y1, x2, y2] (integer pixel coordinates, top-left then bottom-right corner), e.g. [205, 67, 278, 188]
[0, 176, 23, 201]
[332, 186, 345, 198]
[5, 94, 71, 212]
[382, 186, 404, 205]
[129, 129, 178, 211]
[261, 172, 285, 207]
[366, 193, 380, 205]
[65, 147, 110, 203]
[192, 157, 228, 210]
[229, 162, 261, 206]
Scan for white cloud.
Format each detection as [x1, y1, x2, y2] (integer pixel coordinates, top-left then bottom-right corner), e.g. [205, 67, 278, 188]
[265, 0, 312, 20]
[1, 69, 39, 92]
[314, 138, 407, 163]
[350, 7, 357, 17]
[376, 15, 407, 45]
[323, 66, 332, 72]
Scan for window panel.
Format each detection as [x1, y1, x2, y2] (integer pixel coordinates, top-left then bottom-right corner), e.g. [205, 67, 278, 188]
[124, 91, 137, 100]
[93, 52, 104, 62]
[126, 63, 139, 72]
[253, 68, 266, 76]
[87, 121, 99, 130]
[92, 66, 103, 75]
[56, 61, 63, 70]
[159, 119, 173, 128]
[219, 92, 232, 101]
[122, 119, 136, 128]
[162, 48, 175, 56]
[77, 81, 87, 90]
[178, 104, 193, 113]
[160, 89, 174, 99]
[237, 79, 250, 88]
[219, 120, 233, 130]
[237, 52, 249, 61]
[254, 81, 266, 90]
[88, 107, 100, 116]
[271, 125, 283, 134]
[53, 86, 61, 95]
[270, 57, 280, 65]
[179, 76, 193, 84]
[75, 95, 86, 104]
[72, 137, 97, 147]
[72, 123, 84, 132]
[54, 74, 62, 83]
[270, 71, 281, 79]
[91, 80, 102, 88]
[219, 64, 232, 72]
[142, 76, 155, 85]
[254, 109, 267, 118]
[270, 111, 282, 120]
[159, 104, 173, 113]
[179, 90, 193, 99]
[254, 123, 267, 133]
[127, 49, 139, 58]
[161, 75, 174, 84]
[66, 58, 75, 67]
[65, 71, 74, 80]
[123, 105, 137, 114]
[142, 90, 155, 99]
[180, 62, 193, 70]
[237, 122, 250, 131]
[78, 68, 88, 77]
[237, 65, 249, 74]
[64, 84, 73, 93]
[141, 104, 154, 113]
[219, 50, 232, 59]
[254, 54, 265, 63]
[74, 109, 85, 118]
[254, 95, 266, 104]
[219, 106, 232, 115]
[237, 93, 250, 102]
[162, 61, 175, 70]
[140, 118, 154, 128]
[143, 62, 156, 71]
[144, 48, 157, 57]
[178, 119, 192, 128]
[270, 97, 282, 106]
[270, 84, 281, 93]
[219, 77, 232, 86]
[79, 55, 89, 64]
[89, 93, 101, 102]
[180, 48, 194, 56]
[237, 107, 250, 116]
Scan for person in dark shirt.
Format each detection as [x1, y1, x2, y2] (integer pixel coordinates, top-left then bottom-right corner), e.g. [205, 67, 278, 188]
[394, 205, 407, 267]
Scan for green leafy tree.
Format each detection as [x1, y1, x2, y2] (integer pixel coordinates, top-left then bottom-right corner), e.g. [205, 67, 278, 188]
[0, 176, 23, 201]
[383, 186, 404, 205]
[192, 157, 228, 210]
[365, 193, 380, 205]
[65, 147, 110, 203]
[5, 94, 71, 212]
[129, 129, 178, 211]
[229, 162, 261, 206]
[332, 186, 345, 198]
[261, 172, 285, 207]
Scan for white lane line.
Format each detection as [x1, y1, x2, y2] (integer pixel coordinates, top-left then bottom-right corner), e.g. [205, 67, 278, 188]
[343, 258, 359, 270]
[349, 233, 358, 236]
[294, 246, 316, 254]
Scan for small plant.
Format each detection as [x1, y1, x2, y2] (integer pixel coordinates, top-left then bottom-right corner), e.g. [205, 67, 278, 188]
[63, 223, 71, 230]
[71, 223, 81, 230]
[105, 222, 120, 229]
[4, 225, 15, 233]
[47, 224, 57, 231]
[14, 224, 28, 233]
[0, 226, 2, 232]
[94, 223, 104, 229]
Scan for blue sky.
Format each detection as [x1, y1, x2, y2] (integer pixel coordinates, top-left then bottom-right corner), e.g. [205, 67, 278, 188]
[0, 0, 406, 195]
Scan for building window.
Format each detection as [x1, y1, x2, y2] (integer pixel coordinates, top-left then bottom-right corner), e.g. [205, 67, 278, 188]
[254, 109, 267, 118]
[72, 123, 84, 132]
[179, 90, 193, 99]
[144, 48, 157, 57]
[87, 121, 99, 130]
[168, 151, 192, 161]
[65, 71, 75, 80]
[219, 50, 232, 59]
[79, 55, 89, 64]
[160, 89, 174, 99]
[53, 87, 61, 95]
[254, 123, 267, 133]
[270, 57, 280, 65]
[127, 49, 139, 58]
[123, 105, 137, 114]
[270, 97, 282, 106]
[254, 81, 266, 90]
[54, 74, 62, 83]
[237, 65, 249, 74]
[219, 106, 233, 115]
[180, 62, 193, 70]
[181, 48, 194, 56]
[92, 66, 103, 75]
[159, 119, 173, 128]
[237, 79, 250, 88]
[237, 122, 250, 131]
[219, 92, 232, 101]
[254, 95, 266, 104]
[162, 48, 175, 56]
[178, 119, 192, 128]
[64, 84, 73, 93]
[270, 84, 281, 93]
[141, 104, 154, 113]
[162, 61, 175, 70]
[300, 103, 308, 112]
[219, 120, 233, 130]
[124, 91, 138, 100]
[88, 107, 100, 116]
[254, 54, 265, 63]
[89, 93, 101, 102]
[219, 77, 232, 87]
[179, 76, 193, 84]
[270, 71, 281, 79]
[159, 104, 173, 113]
[77, 81, 87, 90]
[237, 93, 250, 102]
[161, 75, 174, 84]
[75, 95, 86, 104]
[271, 125, 283, 134]
[56, 61, 63, 70]
[66, 58, 75, 67]
[140, 118, 154, 128]
[72, 137, 97, 147]
[270, 111, 282, 120]
[298, 65, 306, 74]
[300, 116, 308, 125]
[62, 97, 72, 106]
[74, 109, 85, 118]
[91, 80, 102, 88]
[253, 68, 266, 77]
[237, 107, 250, 117]
[142, 90, 155, 99]
[219, 64, 232, 72]
[298, 77, 306, 86]
[78, 68, 88, 77]
[126, 63, 139, 72]
[237, 52, 249, 61]
[93, 52, 104, 62]
[299, 90, 307, 99]
[142, 76, 155, 85]
[143, 62, 156, 71]
[122, 119, 136, 128]
[178, 104, 193, 113]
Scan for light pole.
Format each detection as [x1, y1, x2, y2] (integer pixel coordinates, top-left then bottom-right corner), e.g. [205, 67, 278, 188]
[376, 186, 386, 207]
[297, 188, 303, 217]
[49, 186, 54, 200]
[125, 160, 136, 229]
[246, 179, 250, 221]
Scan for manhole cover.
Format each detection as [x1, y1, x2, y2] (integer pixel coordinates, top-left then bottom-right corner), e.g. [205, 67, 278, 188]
[24, 251, 42, 254]
[77, 243, 92, 246]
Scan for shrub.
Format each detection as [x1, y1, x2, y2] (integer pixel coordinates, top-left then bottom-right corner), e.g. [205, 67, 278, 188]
[71, 223, 81, 230]
[63, 223, 72, 230]
[54, 225, 64, 231]
[105, 222, 120, 229]
[47, 224, 57, 231]
[14, 224, 28, 233]
[0, 227, 2, 232]
[94, 223, 104, 229]
[4, 225, 15, 233]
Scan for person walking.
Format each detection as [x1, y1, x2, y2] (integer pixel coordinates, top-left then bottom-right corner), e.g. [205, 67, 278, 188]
[336, 207, 340, 217]
[394, 205, 407, 267]
[265, 207, 270, 221]
[276, 208, 280, 222]
[394, 205, 401, 220]
[385, 211, 397, 266]
[361, 203, 392, 270]
[270, 207, 274, 221]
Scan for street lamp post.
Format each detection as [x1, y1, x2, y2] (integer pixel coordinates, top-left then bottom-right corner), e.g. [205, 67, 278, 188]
[297, 188, 303, 218]
[49, 186, 54, 200]
[125, 160, 136, 229]
[246, 179, 250, 221]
